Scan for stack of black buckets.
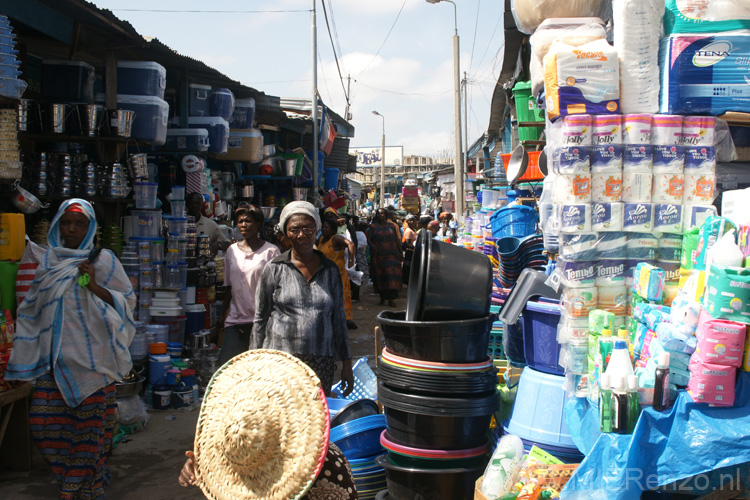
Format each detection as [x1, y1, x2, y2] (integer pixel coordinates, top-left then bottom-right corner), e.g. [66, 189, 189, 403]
[375, 231, 500, 500]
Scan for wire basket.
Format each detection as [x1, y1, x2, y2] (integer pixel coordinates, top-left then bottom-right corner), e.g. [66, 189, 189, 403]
[331, 357, 377, 401]
[488, 205, 538, 239]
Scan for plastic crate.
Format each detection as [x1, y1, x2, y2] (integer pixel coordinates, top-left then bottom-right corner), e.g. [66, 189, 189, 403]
[331, 357, 377, 401]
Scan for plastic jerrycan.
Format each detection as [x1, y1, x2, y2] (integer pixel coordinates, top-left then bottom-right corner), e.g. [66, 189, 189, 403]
[0, 213, 25, 261]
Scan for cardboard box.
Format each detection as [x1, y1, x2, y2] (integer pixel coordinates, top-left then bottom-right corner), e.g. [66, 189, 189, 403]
[474, 477, 491, 500]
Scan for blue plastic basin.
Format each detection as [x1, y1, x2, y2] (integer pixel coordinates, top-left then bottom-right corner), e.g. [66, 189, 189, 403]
[522, 299, 563, 375]
[330, 414, 386, 460]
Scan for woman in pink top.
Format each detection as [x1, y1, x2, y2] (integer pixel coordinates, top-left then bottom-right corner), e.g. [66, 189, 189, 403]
[218, 204, 280, 365]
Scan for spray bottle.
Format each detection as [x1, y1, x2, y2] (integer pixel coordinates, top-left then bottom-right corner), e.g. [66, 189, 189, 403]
[627, 374, 640, 433]
[599, 372, 612, 433]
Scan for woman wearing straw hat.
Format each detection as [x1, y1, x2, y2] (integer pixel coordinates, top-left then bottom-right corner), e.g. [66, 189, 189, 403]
[6, 199, 136, 500]
[178, 349, 359, 499]
[251, 201, 354, 397]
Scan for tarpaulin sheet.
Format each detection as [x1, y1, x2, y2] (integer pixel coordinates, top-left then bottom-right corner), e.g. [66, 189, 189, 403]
[561, 372, 750, 499]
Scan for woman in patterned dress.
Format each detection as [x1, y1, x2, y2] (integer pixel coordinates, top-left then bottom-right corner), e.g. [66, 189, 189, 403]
[367, 208, 403, 307]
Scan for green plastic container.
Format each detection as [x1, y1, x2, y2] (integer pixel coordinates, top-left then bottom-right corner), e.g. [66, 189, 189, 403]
[0, 261, 18, 316]
[512, 81, 544, 143]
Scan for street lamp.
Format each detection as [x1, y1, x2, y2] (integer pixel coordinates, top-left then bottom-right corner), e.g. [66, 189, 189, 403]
[372, 110, 386, 208]
[426, 0, 463, 220]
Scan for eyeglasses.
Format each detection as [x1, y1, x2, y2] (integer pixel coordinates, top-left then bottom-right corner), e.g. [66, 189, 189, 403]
[287, 226, 316, 236]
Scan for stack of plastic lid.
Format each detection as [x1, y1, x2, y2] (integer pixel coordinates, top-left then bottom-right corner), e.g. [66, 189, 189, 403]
[496, 233, 546, 288]
[0, 16, 26, 99]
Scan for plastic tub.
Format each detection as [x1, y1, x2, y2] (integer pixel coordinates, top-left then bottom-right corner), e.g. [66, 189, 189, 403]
[117, 60, 167, 98]
[188, 84, 211, 117]
[165, 128, 209, 152]
[210, 88, 235, 121]
[522, 299, 563, 375]
[187, 117, 229, 154]
[150, 315, 187, 345]
[376, 311, 492, 363]
[230, 97, 255, 128]
[481, 188, 502, 209]
[331, 399, 380, 428]
[504, 367, 577, 449]
[224, 129, 263, 162]
[324, 167, 340, 190]
[134, 182, 158, 209]
[330, 414, 387, 459]
[376, 454, 484, 500]
[376, 361, 497, 396]
[171, 200, 186, 217]
[130, 210, 162, 238]
[42, 59, 95, 103]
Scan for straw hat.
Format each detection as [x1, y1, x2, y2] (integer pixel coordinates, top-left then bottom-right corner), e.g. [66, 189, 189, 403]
[194, 350, 330, 500]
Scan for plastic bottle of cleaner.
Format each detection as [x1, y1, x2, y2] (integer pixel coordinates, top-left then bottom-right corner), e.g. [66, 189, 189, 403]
[599, 327, 614, 372]
[653, 352, 671, 411]
[617, 327, 632, 360]
[480, 434, 524, 498]
[611, 375, 628, 434]
[599, 372, 612, 433]
[605, 340, 635, 381]
[627, 374, 640, 433]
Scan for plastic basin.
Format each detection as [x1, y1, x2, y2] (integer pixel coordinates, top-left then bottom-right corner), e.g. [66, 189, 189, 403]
[330, 398, 380, 428]
[330, 414, 386, 460]
[376, 454, 484, 500]
[377, 310, 492, 364]
[522, 299, 563, 374]
[505, 367, 578, 449]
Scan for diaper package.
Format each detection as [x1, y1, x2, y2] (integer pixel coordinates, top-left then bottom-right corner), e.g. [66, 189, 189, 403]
[633, 262, 665, 301]
[660, 33, 750, 115]
[663, 0, 750, 36]
[544, 38, 620, 121]
[694, 308, 747, 367]
[703, 264, 750, 324]
[688, 357, 738, 406]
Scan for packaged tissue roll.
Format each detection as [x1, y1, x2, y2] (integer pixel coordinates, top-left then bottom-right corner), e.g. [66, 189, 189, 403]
[598, 285, 628, 315]
[694, 309, 747, 368]
[627, 232, 659, 260]
[561, 232, 598, 261]
[562, 285, 598, 318]
[559, 259, 597, 287]
[654, 203, 684, 234]
[554, 173, 592, 203]
[562, 114, 593, 145]
[623, 114, 653, 144]
[592, 114, 622, 145]
[658, 233, 683, 262]
[652, 174, 684, 204]
[591, 144, 623, 173]
[656, 260, 680, 285]
[592, 202, 624, 232]
[623, 203, 655, 232]
[681, 116, 716, 147]
[560, 204, 592, 233]
[651, 115, 683, 146]
[623, 145, 654, 172]
[597, 231, 628, 259]
[684, 174, 715, 204]
[663, 284, 680, 307]
[704, 264, 750, 324]
[596, 260, 628, 287]
[543, 38, 620, 121]
[592, 172, 622, 202]
[683, 204, 717, 232]
[622, 172, 652, 203]
[633, 262, 665, 301]
[553, 146, 591, 175]
[653, 145, 684, 173]
[687, 358, 737, 406]
[684, 146, 716, 174]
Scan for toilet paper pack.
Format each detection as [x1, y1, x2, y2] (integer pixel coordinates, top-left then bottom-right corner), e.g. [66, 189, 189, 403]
[657, 260, 681, 284]
[622, 172, 653, 203]
[684, 146, 716, 173]
[592, 172, 622, 202]
[658, 233, 683, 261]
[562, 114, 593, 145]
[553, 146, 591, 175]
[684, 174, 716, 204]
[560, 204, 592, 233]
[623, 114, 653, 144]
[561, 232, 598, 261]
[652, 173, 684, 204]
[590, 145, 623, 173]
[651, 115, 683, 145]
[627, 232, 659, 260]
[554, 174, 592, 203]
[596, 259, 628, 287]
[654, 203, 684, 234]
[558, 259, 597, 287]
[598, 285, 628, 315]
[597, 232, 628, 259]
[682, 116, 716, 147]
[683, 204, 718, 232]
[624, 203, 655, 232]
[623, 145, 653, 172]
[591, 202, 624, 232]
[653, 145, 684, 173]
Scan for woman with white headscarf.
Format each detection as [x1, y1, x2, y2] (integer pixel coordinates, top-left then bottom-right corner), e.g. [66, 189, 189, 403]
[251, 201, 354, 397]
[6, 198, 136, 500]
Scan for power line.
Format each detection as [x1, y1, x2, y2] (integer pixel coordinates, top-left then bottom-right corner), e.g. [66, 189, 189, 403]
[320, 0, 349, 107]
[327, 0, 345, 75]
[356, 80, 451, 97]
[468, 0, 481, 73]
[110, 8, 310, 13]
[355, 0, 407, 78]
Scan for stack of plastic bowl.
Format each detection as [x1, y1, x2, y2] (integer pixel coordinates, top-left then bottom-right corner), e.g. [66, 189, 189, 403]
[329, 414, 388, 499]
[496, 233, 546, 288]
[375, 231, 499, 500]
[0, 16, 27, 100]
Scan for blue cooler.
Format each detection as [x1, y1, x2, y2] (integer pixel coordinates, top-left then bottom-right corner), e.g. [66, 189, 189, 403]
[117, 60, 166, 98]
[187, 117, 229, 154]
[188, 84, 211, 117]
[115, 94, 169, 145]
[165, 128, 209, 152]
[42, 59, 95, 103]
[230, 97, 255, 129]
[210, 88, 235, 121]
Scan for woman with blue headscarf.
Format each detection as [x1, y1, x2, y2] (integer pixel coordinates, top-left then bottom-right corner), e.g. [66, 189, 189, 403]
[6, 199, 136, 500]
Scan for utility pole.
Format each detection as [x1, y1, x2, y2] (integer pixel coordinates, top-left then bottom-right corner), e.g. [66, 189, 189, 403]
[344, 75, 352, 121]
[464, 71, 469, 178]
[312, 0, 319, 191]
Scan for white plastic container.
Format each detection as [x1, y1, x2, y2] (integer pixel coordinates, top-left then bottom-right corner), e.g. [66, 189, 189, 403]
[130, 210, 162, 238]
[117, 60, 167, 98]
[134, 182, 158, 209]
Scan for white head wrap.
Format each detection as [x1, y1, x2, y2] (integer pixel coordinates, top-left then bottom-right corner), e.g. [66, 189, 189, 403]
[277, 201, 321, 233]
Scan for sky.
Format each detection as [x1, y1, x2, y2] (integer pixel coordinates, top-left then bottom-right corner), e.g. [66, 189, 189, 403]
[90, 0, 506, 159]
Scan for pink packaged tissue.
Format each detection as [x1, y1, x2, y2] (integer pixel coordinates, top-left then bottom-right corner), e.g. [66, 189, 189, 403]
[694, 309, 747, 368]
[688, 358, 737, 406]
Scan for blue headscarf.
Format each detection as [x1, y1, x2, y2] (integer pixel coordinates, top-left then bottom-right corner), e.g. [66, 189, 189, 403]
[47, 198, 97, 250]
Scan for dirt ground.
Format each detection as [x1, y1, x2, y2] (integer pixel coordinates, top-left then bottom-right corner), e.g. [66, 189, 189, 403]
[0, 282, 400, 500]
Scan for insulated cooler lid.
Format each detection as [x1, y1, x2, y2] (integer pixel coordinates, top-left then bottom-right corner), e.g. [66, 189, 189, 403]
[167, 128, 209, 136]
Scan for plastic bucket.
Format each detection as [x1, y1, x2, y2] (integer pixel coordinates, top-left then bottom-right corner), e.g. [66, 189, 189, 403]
[488, 205, 537, 240]
[148, 354, 171, 385]
[134, 182, 158, 209]
[151, 315, 187, 345]
[504, 367, 578, 449]
[324, 167, 340, 190]
[172, 383, 194, 409]
[522, 299, 563, 375]
[152, 384, 172, 410]
[185, 304, 206, 335]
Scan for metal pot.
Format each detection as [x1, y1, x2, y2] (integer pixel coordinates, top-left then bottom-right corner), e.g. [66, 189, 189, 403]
[128, 153, 149, 180]
[239, 183, 254, 199]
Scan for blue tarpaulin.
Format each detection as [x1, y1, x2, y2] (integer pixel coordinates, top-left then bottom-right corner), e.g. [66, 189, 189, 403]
[561, 372, 750, 499]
